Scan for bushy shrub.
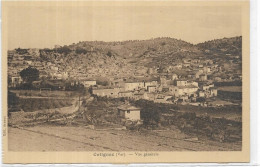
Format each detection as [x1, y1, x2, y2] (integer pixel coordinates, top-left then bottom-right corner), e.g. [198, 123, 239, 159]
[106, 51, 112, 57]
[57, 46, 71, 55]
[76, 47, 88, 54]
[15, 48, 29, 55]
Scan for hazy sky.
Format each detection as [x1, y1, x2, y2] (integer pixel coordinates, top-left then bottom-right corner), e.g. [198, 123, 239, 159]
[8, 5, 241, 49]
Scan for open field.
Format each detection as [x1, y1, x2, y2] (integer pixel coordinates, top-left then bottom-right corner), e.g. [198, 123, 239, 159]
[217, 86, 242, 92]
[22, 98, 72, 111]
[10, 98, 74, 112]
[178, 105, 242, 121]
[8, 125, 241, 151]
[10, 90, 80, 98]
[8, 96, 242, 151]
[8, 90, 81, 112]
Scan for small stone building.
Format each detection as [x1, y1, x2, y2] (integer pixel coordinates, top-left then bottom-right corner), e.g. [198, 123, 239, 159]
[117, 104, 141, 121]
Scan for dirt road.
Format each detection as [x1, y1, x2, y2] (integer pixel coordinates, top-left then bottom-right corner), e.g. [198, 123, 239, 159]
[8, 126, 241, 151]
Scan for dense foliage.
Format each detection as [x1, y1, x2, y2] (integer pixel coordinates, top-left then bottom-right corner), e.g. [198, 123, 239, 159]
[20, 66, 39, 83]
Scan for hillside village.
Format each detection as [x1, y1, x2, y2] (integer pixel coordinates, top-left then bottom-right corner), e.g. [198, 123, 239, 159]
[7, 36, 243, 150]
[5, 0, 247, 153]
[8, 37, 242, 109]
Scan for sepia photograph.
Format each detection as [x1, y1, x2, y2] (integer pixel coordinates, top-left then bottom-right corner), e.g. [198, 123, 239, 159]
[2, 0, 250, 164]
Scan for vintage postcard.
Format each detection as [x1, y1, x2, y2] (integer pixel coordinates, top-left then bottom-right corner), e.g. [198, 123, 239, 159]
[2, 0, 250, 164]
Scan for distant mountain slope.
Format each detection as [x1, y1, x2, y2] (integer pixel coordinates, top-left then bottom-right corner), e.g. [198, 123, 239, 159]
[71, 37, 197, 58]
[76, 38, 203, 68]
[10, 36, 242, 80]
[39, 45, 136, 79]
[196, 36, 242, 56]
[41, 37, 203, 71]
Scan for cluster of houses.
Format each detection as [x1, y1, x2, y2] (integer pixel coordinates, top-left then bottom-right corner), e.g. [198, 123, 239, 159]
[8, 48, 240, 107]
[150, 56, 242, 83]
[8, 49, 220, 107]
[8, 48, 143, 88]
[91, 74, 218, 106]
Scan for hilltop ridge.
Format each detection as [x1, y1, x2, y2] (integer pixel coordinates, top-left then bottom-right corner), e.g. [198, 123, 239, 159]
[8, 36, 242, 81]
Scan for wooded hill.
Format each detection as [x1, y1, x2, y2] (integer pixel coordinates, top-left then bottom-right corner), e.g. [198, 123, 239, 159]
[12, 36, 242, 79]
[196, 36, 242, 56]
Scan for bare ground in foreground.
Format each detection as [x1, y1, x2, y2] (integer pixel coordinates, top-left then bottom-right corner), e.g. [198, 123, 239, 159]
[8, 125, 241, 151]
